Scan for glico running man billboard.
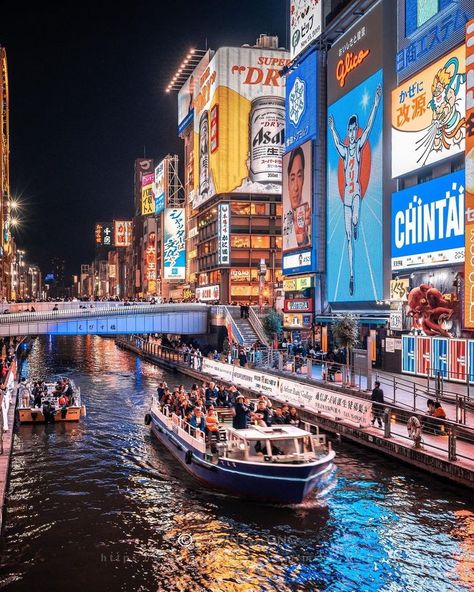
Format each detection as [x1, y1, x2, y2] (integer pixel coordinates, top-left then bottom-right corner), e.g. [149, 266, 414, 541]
[326, 69, 383, 302]
[392, 46, 466, 178]
[163, 208, 186, 280]
[391, 170, 465, 271]
[192, 46, 290, 210]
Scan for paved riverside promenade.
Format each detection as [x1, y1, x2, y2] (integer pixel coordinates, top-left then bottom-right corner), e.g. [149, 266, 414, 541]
[117, 338, 474, 490]
[0, 361, 18, 533]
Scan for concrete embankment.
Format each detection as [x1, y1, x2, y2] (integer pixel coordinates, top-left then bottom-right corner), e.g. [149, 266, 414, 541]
[117, 339, 474, 491]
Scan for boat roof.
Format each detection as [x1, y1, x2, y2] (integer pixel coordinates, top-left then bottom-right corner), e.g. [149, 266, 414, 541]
[227, 425, 311, 440]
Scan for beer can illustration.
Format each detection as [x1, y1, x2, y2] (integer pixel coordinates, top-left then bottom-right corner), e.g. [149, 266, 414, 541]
[249, 96, 285, 184]
[199, 111, 210, 199]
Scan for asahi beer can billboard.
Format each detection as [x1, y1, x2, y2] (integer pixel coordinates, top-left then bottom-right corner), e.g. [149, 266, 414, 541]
[192, 46, 290, 210]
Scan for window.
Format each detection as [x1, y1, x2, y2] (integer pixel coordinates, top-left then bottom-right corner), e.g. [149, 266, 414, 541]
[405, 0, 449, 36]
[231, 202, 269, 216]
[251, 236, 270, 249]
[231, 235, 251, 248]
[275, 236, 282, 249]
[276, 204, 283, 217]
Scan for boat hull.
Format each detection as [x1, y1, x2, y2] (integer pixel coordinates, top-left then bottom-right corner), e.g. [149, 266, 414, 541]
[18, 406, 83, 423]
[150, 410, 335, 504]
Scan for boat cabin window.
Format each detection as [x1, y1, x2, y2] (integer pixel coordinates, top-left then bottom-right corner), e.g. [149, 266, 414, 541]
[268, 438, 298, 456]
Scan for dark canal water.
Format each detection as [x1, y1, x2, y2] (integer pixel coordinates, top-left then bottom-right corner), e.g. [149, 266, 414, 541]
[0, 335, 473, 592]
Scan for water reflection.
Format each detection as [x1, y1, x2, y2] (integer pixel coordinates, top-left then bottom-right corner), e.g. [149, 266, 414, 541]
[0, 335, 472, 592]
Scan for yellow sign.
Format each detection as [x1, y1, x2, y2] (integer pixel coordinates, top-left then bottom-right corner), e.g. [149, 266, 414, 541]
[389, 278, 410, 301]
[141, 173, 155, 215]
[392, 45, 466, 178]
[283, 276, 313, 292]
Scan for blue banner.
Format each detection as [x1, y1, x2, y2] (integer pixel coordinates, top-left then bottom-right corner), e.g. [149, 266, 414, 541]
[285, 50, 317, 153]
[402, 335, 416, 374]
[163, 209, 186, 280]
[432, 338, 448, 379]
[391, 170, 465, 271]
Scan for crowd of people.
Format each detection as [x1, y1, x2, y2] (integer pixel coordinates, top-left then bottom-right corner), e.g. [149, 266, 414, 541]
[157, 380, 301, 441]
[18, 377, 76, 420]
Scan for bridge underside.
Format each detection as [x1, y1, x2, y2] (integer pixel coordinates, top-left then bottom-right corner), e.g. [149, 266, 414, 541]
[0, 311, 208, 337]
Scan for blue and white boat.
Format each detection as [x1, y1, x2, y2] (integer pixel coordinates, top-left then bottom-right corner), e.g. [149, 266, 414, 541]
[146, 398, 335, 504]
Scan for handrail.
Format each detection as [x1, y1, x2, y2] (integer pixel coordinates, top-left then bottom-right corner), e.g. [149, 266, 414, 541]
[213, 306, 245, 346]
[0, 303, 209, 326]
[247, 307, 271, 348]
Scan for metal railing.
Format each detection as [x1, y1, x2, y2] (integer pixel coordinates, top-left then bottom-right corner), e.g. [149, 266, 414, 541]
[211, 306, 246, 346]
[118, 337, 474, 464]
[247, 307, 271, 348]
[0, 303, 209, 326]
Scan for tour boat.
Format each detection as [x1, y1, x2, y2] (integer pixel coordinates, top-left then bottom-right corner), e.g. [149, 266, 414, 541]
[145, 398, 335, 504]
[18, 381, 86, 424]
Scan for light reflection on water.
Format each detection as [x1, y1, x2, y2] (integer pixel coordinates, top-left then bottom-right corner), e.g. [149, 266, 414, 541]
[0, 335, 472, 592]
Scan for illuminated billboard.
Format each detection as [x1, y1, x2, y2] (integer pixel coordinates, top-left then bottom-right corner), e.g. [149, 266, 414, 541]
[392, 46, 466, 178]
[192, 46, 290, 209]
[391, 170, 465, 271]
[464, 19, 474, 329]
[113, 220, 132, 248]
[144, 231, 157, 294]
[154, 161, 166, 215]
[290, 0, 322, 61]
[178, 51, 212, 134]
[285, 49, 317, 152]
[141, 172, 155, 215]
[163, 209, 186, 280]
[95, 222, 113, 247]
[217, 203, 230, 265]
[282, 249, 312, 276]
[327, 69, 383, 303]
[282, 140, 312, 255]
[327, 1, 383, 105]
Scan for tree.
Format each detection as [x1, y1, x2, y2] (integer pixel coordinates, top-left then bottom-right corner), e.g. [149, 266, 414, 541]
[331, 314, 359, 384]
[262, 309, 283, 343]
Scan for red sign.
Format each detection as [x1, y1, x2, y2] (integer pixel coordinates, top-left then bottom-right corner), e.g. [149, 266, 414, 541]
[416, 336, 431, 376]
[284, 298, 313, 312]
[449, 338, 467, 382]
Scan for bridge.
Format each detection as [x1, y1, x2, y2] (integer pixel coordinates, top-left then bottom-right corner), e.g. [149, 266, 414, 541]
[0, 303, 209, 337]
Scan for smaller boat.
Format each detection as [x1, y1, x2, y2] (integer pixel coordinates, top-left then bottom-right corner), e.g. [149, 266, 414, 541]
[18, 380, 86, 424]
[147, 398, 335, 504]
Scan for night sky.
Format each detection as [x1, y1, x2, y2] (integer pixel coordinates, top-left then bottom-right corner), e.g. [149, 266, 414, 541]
[1, 1, 287, 278]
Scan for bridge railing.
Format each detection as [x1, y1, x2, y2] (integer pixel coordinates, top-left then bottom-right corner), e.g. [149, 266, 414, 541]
[0, 303, 209, 326]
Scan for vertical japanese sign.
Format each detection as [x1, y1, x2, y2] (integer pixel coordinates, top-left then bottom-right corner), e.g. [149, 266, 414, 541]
[113, 221, 132, 247]
[218, 203, 230, 265]
[95, 222, 113, 246]
[144, 231, 157, 294]
[163, 209, 186, 280]
[141, 173, 155, 215]
[391, 46, 466, 178]
[154, 161, 166, 215]
[465, 20, 474, 328]
[290, 0, 322, 61]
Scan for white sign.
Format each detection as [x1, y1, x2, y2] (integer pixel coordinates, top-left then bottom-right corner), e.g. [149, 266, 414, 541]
[290, 0, 323, 60]
[389, 311, 403, 332]
[218, 203, 230, 265]
[196, 285, 220, 302]
[201, 359, 233, 381]
[385, 338, 395, 353]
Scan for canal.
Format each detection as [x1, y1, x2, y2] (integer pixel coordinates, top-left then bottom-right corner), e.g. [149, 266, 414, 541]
[0, 335, 473, 592]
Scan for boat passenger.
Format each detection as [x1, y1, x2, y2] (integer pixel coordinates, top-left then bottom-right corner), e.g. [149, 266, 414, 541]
[272, 407, 286, 425]
[232, 394, 251, 430]
[288, 407, 300, 427]
[253, 400, 273, 427]
[205, 382, 219, 407]
[190, 408, 206, 436]
[281, 404, 290, 423]
[18, 378, 31, 408]
[205, 407, 220, 435]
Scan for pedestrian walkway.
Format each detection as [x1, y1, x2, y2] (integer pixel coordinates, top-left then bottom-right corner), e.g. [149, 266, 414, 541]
[0, 360, 18, 533]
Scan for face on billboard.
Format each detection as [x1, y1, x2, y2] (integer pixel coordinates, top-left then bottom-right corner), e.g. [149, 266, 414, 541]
[164, 209, 186, 280]
[327, 69, 383, 303]
[282, 141, 312, 255]
[192, 47, 290, 209]
[391, 170, 465, 271]
[392, 46, 466, 178]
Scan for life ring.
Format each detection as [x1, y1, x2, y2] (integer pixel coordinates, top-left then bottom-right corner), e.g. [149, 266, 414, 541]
[407, 416, 422, 442]
[185, 449, 193, 464]
[144, 413, 151, 425]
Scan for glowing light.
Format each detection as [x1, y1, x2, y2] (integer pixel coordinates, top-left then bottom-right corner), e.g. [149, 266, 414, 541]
[10, 217, 19, 226]
[10, 200, 19, 210]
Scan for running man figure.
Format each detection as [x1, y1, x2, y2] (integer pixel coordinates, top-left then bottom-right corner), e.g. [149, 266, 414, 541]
[328, 84, 382, 296]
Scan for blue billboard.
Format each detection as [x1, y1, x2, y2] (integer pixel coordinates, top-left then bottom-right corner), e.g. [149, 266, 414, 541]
[432, 338, 448, 379]
[402, 335, 416, 374]
[326, 69, 383, 303]
[285, 49, 317, 153]
[391, 170, 465, 271]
